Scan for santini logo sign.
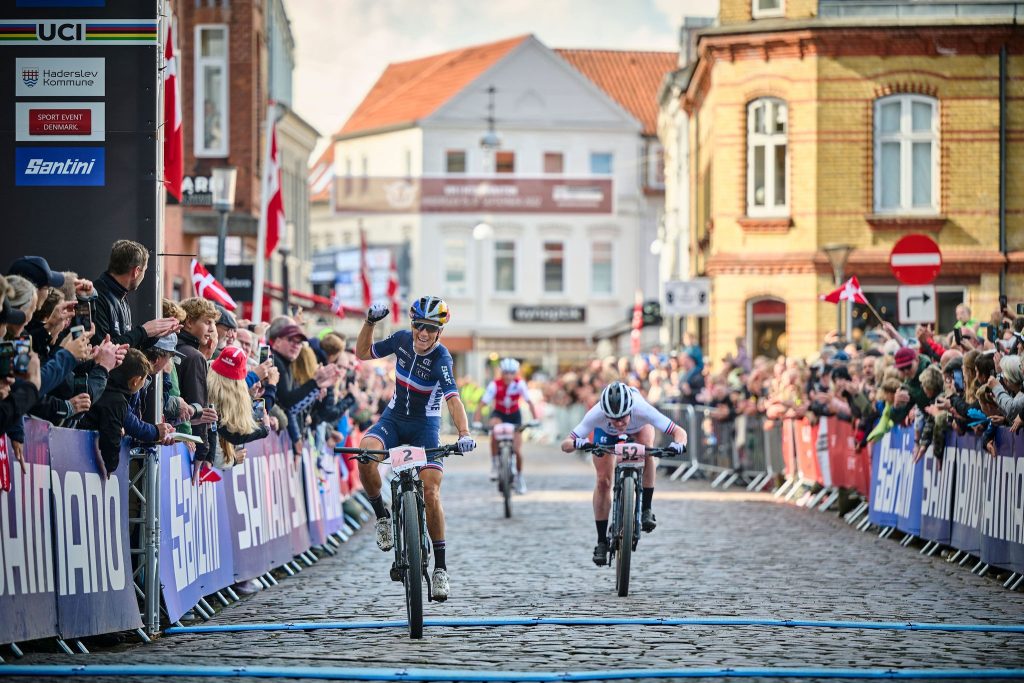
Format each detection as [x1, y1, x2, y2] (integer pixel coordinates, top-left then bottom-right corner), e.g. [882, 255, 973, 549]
[15, 147, 105, 187]
[0, 20, 157, 45]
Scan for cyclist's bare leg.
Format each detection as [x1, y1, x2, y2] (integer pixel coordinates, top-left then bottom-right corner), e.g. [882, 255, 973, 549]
[513, 430, 524, 474]
[635, 425, 657, 488]
[592, 451, 615, 520]
[420, 467, 445, 542]
[489, 416, 501, 458]
[358, 434, 386, 499]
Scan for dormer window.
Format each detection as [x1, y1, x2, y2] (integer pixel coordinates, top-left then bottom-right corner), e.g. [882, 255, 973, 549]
[752, 0, 784, 19]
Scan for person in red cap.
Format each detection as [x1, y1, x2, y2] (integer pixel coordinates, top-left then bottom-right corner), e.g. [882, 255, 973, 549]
[890, 345, 932, 424]
[208, 346, 270, 469]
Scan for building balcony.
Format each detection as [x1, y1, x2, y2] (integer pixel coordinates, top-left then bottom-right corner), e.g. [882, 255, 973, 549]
[819, 0, 1024, 20]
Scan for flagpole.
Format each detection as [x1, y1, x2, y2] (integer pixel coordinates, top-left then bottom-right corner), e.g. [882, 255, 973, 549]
[252, 103, 274, 325]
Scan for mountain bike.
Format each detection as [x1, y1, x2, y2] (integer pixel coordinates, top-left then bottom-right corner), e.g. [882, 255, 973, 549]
[478, 421, 539, 518]
[581, 442, 676, 597]
[336, 442, 461, 639]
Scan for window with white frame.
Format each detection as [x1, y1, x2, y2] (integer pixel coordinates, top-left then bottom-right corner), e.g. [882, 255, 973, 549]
[442, 238, 467, 297]
[194, 25, 228, 157]
[747, 97, 788, 216]
[752, 0, 783, 18]
[543, 241, 564, 293]
[494, 240, 516, 293]
[590, 152, 613, 175]
[591, 241, 613, 294]
[874, 95, 938, 214]
[446, 150, 466, 173]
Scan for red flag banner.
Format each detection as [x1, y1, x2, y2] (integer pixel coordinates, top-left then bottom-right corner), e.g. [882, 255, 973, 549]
[359, 228, 371, 309]
[191, 259, 237, 310]
[387, 253, 400, 323]
[262, 118, 284, 258]
[162, 22, 183, 201]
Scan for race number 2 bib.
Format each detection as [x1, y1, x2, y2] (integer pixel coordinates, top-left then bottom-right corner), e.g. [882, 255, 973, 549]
[389, 446, 428, 473]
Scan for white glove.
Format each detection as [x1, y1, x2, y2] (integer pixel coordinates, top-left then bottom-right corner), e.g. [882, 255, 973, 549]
[574, 437, 589, 450]
[366, 303, 389, 324]
[457, 435, 476, 453]
[669, 441, 686, 455]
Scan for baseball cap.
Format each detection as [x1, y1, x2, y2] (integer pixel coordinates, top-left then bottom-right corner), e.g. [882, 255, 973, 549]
[831, 366, 852, 381]
[8, 256, 64, 289]
[268, 323, 307, 342]
[151, 333, 185, 364]
[894, 346, 917, 369]
[211, 345, 248, 381]
[0, 300, 27, 326]
[214, 304, 238, 330]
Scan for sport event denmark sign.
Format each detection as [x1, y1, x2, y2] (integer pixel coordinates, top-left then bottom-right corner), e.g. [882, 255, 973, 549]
[333, 177, 613, 214]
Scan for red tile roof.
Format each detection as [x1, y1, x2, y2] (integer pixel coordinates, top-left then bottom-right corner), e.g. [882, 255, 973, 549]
[338, 35, 531, 138]
[555, 49, 678, 136]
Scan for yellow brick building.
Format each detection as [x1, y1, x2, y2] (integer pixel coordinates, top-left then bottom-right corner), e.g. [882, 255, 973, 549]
[671, 0, 1023, 364]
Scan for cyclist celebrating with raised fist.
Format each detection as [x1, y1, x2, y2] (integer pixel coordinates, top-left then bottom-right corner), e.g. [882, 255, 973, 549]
[560, 381, 687, 566]
[474, 357, 539, 493]
[355, 295, 476, 601]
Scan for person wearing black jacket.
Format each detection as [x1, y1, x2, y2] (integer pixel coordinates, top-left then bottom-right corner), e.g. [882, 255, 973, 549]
[176, 298, 220, 464]
[78, 349, 152, 478]
[91, 240, 180, 349]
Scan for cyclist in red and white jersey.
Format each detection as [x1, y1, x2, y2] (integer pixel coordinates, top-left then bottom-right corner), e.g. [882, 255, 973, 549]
[473, 358, 539, 494]
[560, 382, 686, 566]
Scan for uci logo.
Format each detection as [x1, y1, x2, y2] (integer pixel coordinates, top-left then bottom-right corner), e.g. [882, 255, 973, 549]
[37, 22, 85, 42]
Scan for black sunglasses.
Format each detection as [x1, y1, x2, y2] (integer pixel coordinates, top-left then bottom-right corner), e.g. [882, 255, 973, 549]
[412, 322, 440, 332]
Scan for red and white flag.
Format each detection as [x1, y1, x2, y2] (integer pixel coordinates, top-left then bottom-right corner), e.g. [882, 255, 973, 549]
[262, 114, 285, 258]
[163, 21, 183, 201]
[330, 289, 346, 318]
[387, 253, 400, 323]
[359, 228, 372, 309]
[191, 259, 237, 310]
[630, 290, 643, 356]
[821, 276, 868, 305]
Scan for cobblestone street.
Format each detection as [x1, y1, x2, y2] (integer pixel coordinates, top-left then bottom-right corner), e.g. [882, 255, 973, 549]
[16, 444, 1024, 681]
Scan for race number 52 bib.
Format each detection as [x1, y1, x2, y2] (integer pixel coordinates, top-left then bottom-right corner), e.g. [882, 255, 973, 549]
[614, 442, 646, 467]
[389, 446, 427, 473]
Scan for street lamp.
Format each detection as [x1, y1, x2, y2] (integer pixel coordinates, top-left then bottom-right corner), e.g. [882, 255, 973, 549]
[280, 221, 294, 316]
[211, 166, 237, 284]
[822, 243, 854, 339]
[480, 86, 500, 153]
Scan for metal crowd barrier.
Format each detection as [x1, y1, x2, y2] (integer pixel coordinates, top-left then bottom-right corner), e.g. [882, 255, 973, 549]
[655, 403, 771, 490]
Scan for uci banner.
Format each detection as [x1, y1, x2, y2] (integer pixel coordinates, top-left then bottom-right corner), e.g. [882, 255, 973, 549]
[159, 444, 234, 624]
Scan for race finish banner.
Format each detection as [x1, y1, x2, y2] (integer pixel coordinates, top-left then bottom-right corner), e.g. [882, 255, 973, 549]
[0, 1, 160, 327]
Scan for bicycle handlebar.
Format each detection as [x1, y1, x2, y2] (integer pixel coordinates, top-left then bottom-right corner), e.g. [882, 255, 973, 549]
[334, 443, 463, 463]
[473, 420, 540, 435]
[578, 442, 681, 458]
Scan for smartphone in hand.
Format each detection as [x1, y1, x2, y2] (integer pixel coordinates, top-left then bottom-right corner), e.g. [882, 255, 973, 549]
[258, 344, 271, 364]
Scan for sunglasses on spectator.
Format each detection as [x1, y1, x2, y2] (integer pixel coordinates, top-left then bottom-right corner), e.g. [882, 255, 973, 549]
[412, 322, 440, 332]
[286, 335, 305, 344]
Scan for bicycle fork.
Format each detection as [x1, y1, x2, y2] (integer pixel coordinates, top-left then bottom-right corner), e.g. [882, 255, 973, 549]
[608, 469, 642, 558]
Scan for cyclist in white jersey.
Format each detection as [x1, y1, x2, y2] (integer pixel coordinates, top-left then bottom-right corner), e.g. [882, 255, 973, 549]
[560, 382, 686, 566]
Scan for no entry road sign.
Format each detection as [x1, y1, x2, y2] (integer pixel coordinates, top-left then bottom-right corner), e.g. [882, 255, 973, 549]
[889, 234, 942, 285]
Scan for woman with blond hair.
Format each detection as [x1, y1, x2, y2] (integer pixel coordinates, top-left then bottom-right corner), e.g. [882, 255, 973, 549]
[208, 346, 269, 468]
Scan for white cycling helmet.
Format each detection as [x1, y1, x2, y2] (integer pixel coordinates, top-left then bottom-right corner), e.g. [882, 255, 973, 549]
[600, 381, 633, 419]
[499, 358, 520, 374]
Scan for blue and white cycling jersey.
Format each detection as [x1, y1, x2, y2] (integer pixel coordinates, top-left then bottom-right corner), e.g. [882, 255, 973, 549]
[371, 330, 459, 419]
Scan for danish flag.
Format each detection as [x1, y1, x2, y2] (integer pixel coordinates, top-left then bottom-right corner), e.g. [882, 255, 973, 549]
[191, 259, 237, 310]
[821, 276, 868, 305]
[163, 22, 183, 201]
[387, 254, 400, 323]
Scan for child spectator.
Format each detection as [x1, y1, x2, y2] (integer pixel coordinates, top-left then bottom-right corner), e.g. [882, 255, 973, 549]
[79, 349, 152, 478]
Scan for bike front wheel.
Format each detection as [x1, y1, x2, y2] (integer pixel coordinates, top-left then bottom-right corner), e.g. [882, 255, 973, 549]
[616, 475, 635, 597]
[500, 443, 513, 518]
[401, 489, 424, 638]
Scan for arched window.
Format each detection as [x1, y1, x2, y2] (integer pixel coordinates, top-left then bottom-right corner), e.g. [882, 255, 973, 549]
[874, 94, 938, 214]
[747, 98, 788, 216]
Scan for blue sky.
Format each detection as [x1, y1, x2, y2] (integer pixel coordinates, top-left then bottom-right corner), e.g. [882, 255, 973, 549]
[283, 0, 719, 152]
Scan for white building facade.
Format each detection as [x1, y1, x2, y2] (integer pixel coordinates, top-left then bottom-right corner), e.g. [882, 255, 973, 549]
[310, 36, 674, 378]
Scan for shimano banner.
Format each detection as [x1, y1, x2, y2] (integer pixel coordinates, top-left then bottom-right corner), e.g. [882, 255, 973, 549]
[868, 426, 923, 533]
[224, 433, 310, 581]
[920, 443, 956, 545]
[978, 430, 1024, 574]
[159, 444, 234, 624]
[47, 428, 141, 638]
[0, 419, 58, 644]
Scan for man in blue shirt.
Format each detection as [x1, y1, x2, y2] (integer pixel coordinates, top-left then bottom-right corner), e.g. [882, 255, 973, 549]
[355, 295, 475, 602]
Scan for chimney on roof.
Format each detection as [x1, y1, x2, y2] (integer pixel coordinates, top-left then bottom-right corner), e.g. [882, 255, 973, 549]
[678, 16, 716, 66]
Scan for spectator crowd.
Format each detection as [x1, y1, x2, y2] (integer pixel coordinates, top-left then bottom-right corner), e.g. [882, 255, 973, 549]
[0, 241, 400, 500]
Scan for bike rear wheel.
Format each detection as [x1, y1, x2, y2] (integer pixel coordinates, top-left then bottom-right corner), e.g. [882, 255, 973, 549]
[616, 474, 635, 597]
[401, 489, 424, 638]
[500, 443, 513, 518]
